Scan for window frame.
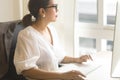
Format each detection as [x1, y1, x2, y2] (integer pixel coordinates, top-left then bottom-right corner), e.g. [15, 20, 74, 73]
[74, 0, 116, 57]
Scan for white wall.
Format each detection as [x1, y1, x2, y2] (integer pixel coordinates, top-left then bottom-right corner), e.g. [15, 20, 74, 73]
[52, 0, 75, 56]
[0, 0, 21, 22]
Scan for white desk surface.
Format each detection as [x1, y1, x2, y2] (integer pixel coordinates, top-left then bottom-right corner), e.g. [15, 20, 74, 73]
[58, 51, 120, 80]
[86, 51, 120, 80]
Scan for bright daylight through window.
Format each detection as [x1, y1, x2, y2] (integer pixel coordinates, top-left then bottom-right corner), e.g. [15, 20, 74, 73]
[74, 0, 118, 56]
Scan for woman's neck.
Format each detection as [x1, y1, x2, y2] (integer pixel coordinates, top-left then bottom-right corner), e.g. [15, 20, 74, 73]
[32, 20, 49, 34]
[32, 20, 53, 45]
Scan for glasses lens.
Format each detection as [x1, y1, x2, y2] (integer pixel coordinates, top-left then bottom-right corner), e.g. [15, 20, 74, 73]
[45, 4, 58, 11]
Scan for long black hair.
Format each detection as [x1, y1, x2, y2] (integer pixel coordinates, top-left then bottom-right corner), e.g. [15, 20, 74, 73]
[22, 0, 50, 26]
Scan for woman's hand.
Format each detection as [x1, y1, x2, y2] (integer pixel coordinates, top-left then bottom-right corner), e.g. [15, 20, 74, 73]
[75, 55, 93, 64]
[61, 55, 93, 64]
[61, 70, 86, 80]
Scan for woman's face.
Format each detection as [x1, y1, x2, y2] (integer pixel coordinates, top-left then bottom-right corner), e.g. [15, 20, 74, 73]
[45, 0, 58, 22]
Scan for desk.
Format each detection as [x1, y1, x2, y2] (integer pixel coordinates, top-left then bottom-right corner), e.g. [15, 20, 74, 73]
[58, 51, 120, 80]
[87, 51, 120, 80]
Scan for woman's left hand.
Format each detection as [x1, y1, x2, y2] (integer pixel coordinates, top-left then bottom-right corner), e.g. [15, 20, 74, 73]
[75, 55, 93, 64]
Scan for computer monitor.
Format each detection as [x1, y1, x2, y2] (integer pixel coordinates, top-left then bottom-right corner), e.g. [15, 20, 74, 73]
[111, 1, 120, 77]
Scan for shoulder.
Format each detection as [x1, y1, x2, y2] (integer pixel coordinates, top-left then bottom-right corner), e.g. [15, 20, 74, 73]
[18, 26, 37, 39]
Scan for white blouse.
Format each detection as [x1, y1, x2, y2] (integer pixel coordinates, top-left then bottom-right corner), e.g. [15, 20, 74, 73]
[14, 25, 66, 75]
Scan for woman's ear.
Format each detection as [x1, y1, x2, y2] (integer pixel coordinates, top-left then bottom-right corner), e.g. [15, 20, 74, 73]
[39, 8, 46, 18]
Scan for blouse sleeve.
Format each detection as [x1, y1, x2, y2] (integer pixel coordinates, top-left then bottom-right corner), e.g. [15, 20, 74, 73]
[14, 30, 40, 74]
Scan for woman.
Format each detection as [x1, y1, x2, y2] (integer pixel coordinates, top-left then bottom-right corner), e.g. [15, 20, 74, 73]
[14, 0, 91, 80]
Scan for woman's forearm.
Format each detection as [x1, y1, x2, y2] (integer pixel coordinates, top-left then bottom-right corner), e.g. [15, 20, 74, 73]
[22, 68, 62, 80]
[61, 56, 77, 63]
[61, 55, 91, 64]
[22, 64, 86, 80]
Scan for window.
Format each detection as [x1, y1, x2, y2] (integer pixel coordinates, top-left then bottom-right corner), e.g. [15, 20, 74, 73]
[77, 0, 98, 23]
[79, 37, 96, 49]
[107, 40, 113, 51]
[101, 39, 113, 51]
[74, 0, 118, 56]
[78, 37, 96, 56]
[105, 0, 117, 25]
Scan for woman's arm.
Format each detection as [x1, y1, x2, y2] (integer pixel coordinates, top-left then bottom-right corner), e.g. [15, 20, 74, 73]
[22, 68, 62, 80]
[22, 67, 86, 80]
[61, 55, 93, 64]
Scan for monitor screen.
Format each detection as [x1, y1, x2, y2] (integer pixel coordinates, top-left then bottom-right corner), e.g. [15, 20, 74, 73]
[111, 1, 120, 77]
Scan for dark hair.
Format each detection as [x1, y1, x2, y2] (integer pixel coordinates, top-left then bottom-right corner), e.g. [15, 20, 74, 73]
[22, 0, 50, 26]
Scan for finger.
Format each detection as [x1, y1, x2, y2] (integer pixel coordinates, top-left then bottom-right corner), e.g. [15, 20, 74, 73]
[74, 76, 85, 80]
[82, 55, 89, 60]
[72, 70, 86, 77]
[81, 55, 88, 59]
[78, 75, 87, 80]
[84, 55, 92, 60]
[79, 72, 86, 78]
[76, 71, 86, 77]
[82, 59, 87, 62]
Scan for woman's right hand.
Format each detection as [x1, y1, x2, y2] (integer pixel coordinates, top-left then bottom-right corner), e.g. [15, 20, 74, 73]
[61, 70, 86, 80]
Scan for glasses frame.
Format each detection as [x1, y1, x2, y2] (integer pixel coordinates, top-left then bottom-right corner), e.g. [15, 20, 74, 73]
[45, 4, 58, 11]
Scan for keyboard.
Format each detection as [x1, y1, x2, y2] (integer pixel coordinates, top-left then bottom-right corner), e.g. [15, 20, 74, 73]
[57, 61, 102, 75]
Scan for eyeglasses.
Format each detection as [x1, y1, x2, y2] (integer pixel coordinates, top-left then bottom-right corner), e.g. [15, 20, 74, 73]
[45, 4, 58, 11]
